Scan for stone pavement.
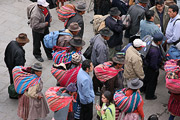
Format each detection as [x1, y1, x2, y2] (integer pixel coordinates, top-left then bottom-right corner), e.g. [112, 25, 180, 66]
[0, 0, 179, 120]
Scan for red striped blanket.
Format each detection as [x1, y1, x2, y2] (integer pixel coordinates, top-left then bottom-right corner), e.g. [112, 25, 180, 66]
[45, 87, 74, 112]
[12, 66, 40, 94]
[51, 65, 81, 87]
[164, 59, 179, 72]
[94, 61, 123, 82]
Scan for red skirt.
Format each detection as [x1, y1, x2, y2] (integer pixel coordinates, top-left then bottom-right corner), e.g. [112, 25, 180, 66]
[17, 94, 29, 119]
[168, 94, 180, 116]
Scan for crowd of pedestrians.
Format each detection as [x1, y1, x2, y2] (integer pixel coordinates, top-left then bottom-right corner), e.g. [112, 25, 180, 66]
[3, 0, 180, 119]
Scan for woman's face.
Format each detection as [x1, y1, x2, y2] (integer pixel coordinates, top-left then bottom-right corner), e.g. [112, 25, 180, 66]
[35, 71, 42, 77]
[101, 94, 109, 103]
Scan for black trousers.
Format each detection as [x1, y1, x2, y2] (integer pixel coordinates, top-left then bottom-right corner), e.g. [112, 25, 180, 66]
[32, 28, 52, 58]
[80, 102, 93, 120]
[8, 68, 13, 84]
[93, 74, 103, 92]
[141, 67, 159, 99]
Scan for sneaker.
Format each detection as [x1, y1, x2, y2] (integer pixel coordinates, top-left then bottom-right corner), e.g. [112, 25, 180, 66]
[35, 57, 44, 62]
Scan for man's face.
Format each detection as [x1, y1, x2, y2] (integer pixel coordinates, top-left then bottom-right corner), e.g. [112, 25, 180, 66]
[89, 62, 94, 72]
[156, 4, 164, 12]
[168, 8, 177, 18]
[72, 30, 79, 35]
[104, 36, 111, 40]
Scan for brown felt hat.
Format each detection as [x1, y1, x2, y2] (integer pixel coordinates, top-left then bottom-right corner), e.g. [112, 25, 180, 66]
[16, 33, 29, 44]
[68, 22, 81, 31]
[112, 54, 125, 64]
[69, 37, 85, 47]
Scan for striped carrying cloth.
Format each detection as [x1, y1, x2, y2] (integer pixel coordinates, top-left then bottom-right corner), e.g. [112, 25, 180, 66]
[12, 66, 41, 94]
[57, 4, 76, 26]
[164, 59, 179, 72]
[52, 50, 81, 64]
[51, 65, 81, 87]
[94, 61, 122, 82]
[45, 87, 74, 112]
[113, 88, 142, 113]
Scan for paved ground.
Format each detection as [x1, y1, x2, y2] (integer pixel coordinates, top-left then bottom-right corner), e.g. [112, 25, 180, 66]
[0, 0, 179, 120]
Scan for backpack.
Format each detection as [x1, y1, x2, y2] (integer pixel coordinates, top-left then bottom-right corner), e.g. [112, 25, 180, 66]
[93, 14, 109, 35]
[27, 3, 36, 25]
[166, 45, 180, 60]
[139, 35, 153, 59]
[43, 30, 73, 48]
[8, 84, 19, 99]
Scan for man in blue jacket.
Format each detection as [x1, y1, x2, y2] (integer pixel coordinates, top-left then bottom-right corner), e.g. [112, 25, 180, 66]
[77, 60, 95, 120]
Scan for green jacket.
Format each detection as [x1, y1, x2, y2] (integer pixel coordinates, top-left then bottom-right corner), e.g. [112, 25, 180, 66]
[97, 103, 115, 120]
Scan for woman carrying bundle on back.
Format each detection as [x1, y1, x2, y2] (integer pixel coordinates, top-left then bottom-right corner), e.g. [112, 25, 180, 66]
[114, 78, 144, 120]
[14, 63, 49, 120]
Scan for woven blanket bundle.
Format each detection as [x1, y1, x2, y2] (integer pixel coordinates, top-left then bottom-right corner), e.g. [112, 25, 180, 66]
[164, 59, 179, 72]
[12, 66, 40, 94]
[51, 65, 81, 87]
[45, 87, 73, 112]
[94, 61, 122, 82]
[113, 88, 142, 113]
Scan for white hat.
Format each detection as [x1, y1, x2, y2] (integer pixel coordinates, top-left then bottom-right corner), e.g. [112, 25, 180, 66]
[37, 0, 49, 7]
[133, 39, 146, 47]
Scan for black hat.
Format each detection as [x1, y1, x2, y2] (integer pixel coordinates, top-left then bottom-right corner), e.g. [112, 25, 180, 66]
[153, 33, 167, 42]
[69, 37, 85, 47]
[109, 7, 121, 16]
[99, 27, 113, 37]
[139, 0, 149, 4]
[112, 54, 125, 64]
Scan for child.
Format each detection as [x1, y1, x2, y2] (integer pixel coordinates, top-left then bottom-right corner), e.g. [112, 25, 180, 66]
[96, 91, 115, 120]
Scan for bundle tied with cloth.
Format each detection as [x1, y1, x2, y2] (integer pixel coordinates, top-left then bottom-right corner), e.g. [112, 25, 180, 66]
[94, 54, 124, 82]
[113, 78, 143, 113]
[12, 63, 42, 94]
[51, 53, 82, 87]
[164, 59, 180, 94]
[45, 83, 77, 112]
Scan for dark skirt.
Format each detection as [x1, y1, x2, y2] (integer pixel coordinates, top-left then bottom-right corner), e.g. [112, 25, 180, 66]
[17, 94, 29, 119]
[168, 94, 180, 116]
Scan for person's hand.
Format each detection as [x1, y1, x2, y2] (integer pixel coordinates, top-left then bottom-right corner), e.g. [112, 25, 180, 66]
[50, 18, 52, 22]
[156, 24, 160, 28]
[38, 95, 43, 99]
[101, 110, 105, 115]
[96, 105, 101, 111]
[45, 22, 49, 26]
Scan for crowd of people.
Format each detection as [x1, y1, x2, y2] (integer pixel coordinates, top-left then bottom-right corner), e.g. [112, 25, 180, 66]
[3, 0, 180, 119]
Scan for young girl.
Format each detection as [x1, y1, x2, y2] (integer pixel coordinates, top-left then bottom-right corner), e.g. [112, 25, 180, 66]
[96, 91, 115, 120]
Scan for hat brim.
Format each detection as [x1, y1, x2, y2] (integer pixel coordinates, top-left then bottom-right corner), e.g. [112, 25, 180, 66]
[69, 40, 85, 47]
[127, 80, 143, 89]
[109, 11, 121, 16]
[99, 30, 113, 37]
[141, 42, 146, 47]
[31, 66, 42, 71]
[112, 57, 125, 64]
[68, 26, 81, 32]
[39, 2, 49, 7]
[75, 7, 86, 11]
[16, 38, 30, 44]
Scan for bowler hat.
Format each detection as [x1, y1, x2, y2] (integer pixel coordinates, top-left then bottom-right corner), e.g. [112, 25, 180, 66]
[109, 7, 121, 16]
[31, 63, 43, 71]
[69, 37, 85, 47]
[153, 33, 167, 42]
[139, 0, 149, 4]
[66, 83, 77, 92]
[68, 22, 81, 31]
[99, 27, 113, 37]
[16, 33, 29, 44]
[76, 1, 86, 11]
[127, 78, 143, 89]
[112, 54, 125, 64]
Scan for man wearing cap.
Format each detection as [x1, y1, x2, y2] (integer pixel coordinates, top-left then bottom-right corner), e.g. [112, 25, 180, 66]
[123, 39, 146, 86]
[125, 0, 148, 38]
[30, 0, 53, 62]
[140, 10, 163, 39]
[141, 33, 163, 100]
[57, 22, 81, 47]
[4, 33, 29, 85]
[65, 2, 86, 38]
[91, 27, 113, 67]
[105, 7, 125, 59]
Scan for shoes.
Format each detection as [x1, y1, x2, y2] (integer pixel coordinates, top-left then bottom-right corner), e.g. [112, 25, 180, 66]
[35, 57, 44, 62]
[95, 91, 101, 96]
[145, 95, 157, 100]
[9, 95, 18, 99]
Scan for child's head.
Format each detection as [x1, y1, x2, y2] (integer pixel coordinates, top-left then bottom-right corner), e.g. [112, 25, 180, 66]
[102, 91, 113, 106]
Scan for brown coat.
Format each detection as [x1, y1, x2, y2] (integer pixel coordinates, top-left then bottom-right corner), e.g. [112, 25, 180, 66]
[150, 5, 170, 34]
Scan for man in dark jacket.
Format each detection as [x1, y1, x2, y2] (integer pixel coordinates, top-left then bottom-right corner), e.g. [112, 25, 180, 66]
[105, 7, 125, 59]
[65, 2, 86, 38]
[4, 33, 29, 84]
[141, 33, 164, 100]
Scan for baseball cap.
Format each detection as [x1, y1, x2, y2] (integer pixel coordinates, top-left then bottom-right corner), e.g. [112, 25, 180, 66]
[37, 0, 49, 7]
[133, 39, 146, 47]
